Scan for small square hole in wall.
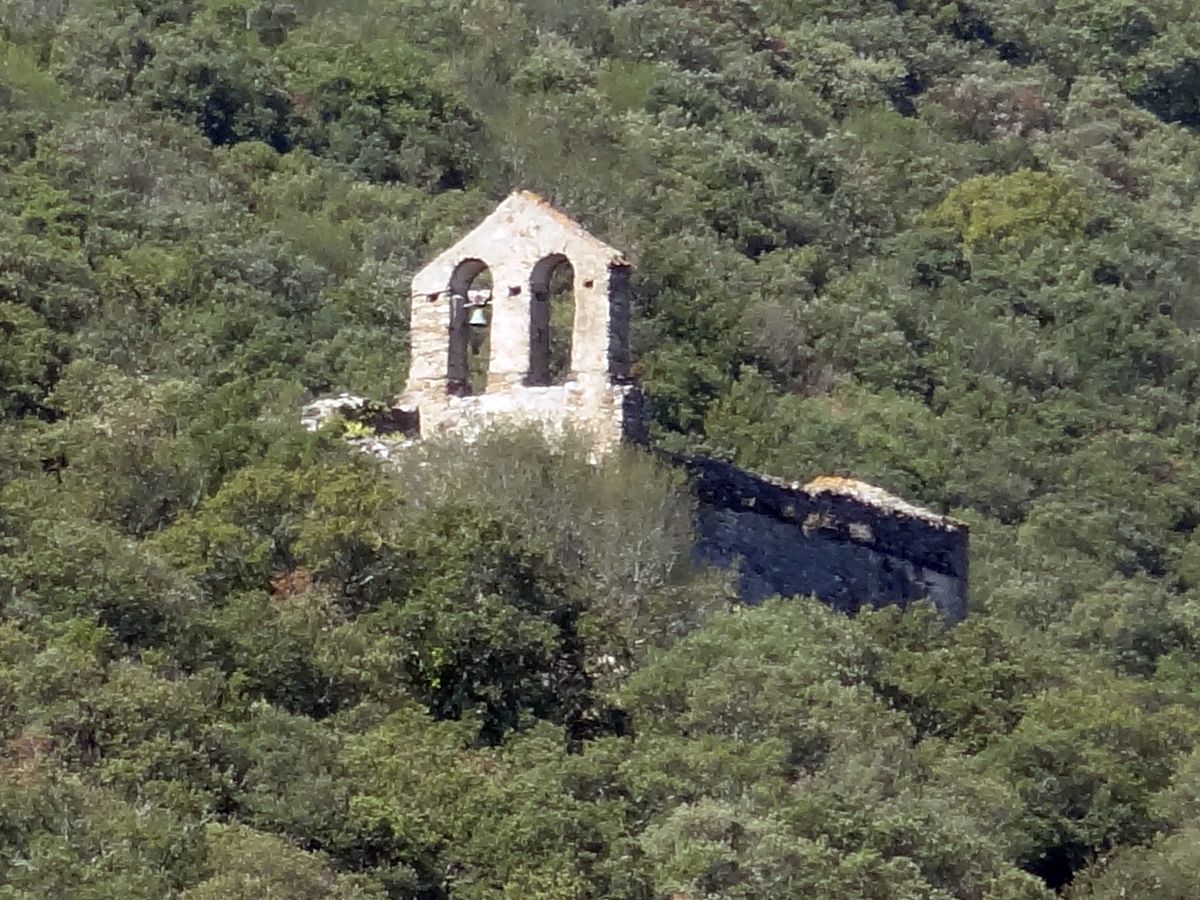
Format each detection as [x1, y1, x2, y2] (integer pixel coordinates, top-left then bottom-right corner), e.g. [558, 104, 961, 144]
[509, 285, 521, 296]
[427, 293, 439, 302]
[583, 279, 595, 288]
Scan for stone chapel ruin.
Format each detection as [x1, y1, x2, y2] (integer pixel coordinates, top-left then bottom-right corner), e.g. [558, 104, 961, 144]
[304, 191, 969, 621]
[400, 190, 645, 454]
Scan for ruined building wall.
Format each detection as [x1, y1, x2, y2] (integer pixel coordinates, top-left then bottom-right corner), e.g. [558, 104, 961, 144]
[673, 455, 969, 622]
[308, 191, 970, 619]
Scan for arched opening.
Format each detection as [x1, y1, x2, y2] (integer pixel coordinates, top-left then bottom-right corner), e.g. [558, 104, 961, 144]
[448, 259, 493, 396]
[529, 254, 575, 386]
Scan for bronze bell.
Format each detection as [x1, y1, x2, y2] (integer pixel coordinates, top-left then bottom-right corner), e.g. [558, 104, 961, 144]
[467, 303, 489, 355]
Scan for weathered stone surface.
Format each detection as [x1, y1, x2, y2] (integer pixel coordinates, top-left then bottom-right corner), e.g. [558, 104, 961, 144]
[302, 393, 420, 437]
[670, 454, 969, 621]
[301, 394, 370, 432]
[417, 380, 646, 453]
[398, 191, 642, 450]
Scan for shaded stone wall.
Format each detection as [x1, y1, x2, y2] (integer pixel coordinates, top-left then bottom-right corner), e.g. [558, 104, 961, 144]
[672, 455, 969, 621]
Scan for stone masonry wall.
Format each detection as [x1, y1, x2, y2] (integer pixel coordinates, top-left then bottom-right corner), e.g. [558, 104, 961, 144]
[413, 380, 647, 455]
[399, 191, 640, 450]
[672, 455, 969, 621]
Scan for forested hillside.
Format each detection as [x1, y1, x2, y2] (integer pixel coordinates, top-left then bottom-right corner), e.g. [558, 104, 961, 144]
[5, 0, 1200, 896]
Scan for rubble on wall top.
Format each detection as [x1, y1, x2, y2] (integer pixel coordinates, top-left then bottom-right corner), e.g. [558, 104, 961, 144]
[301, 393, 419, 439]
[301, 393, 368, 431]
[673, 452, 965, 544]
[803, 476, 964, 530]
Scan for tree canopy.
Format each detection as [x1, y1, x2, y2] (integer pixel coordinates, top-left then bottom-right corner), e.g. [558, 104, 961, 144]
[5, 0, 1200, 895]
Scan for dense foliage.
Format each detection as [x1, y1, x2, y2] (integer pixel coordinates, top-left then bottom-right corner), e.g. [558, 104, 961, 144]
[5, 0, 1200, 896]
